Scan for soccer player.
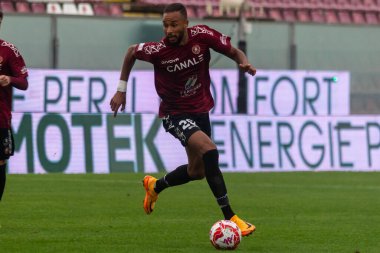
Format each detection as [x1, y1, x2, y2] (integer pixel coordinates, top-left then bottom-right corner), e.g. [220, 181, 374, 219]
[0, 11, 29, 201]
[110, 3, 256, 236]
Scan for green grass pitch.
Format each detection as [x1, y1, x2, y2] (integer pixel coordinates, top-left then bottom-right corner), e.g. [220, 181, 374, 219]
[1, 172, 379, 253]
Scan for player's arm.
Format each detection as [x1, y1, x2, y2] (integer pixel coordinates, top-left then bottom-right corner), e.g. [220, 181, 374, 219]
[110, 44, 138, 117]
[0, 46, 29, 90]
[0, 75, 28, 90]
[224, 46, 256, 76]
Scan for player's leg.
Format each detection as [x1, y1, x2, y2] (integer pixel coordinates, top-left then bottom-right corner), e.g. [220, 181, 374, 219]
[0, 128, 13, 201]
[143, 114, 203, 214]
[143, 163, 199, 214]
[187, 131, 234, 218]
[0, 160, 6, 201]
[187, 131, 256, 236]
[144, 140, 207, 214]
[154, 164, 194, 194]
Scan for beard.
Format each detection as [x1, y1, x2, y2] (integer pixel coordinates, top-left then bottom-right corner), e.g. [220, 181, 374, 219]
[166, 31, 184, 46]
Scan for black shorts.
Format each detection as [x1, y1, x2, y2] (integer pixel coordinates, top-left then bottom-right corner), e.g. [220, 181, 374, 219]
[162, 113, 211, 147]
[0, 128, 15, 160]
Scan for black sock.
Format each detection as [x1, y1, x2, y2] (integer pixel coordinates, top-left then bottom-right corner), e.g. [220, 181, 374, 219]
[0, 164, 6, 201]
[154, 164, 193, 194]
[203, 149, 235, 220]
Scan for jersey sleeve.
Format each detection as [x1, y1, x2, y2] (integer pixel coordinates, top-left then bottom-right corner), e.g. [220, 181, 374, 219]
[8, 46, 28, 78]
[134, 41, 165, 63]
[196, 25, 232, 55]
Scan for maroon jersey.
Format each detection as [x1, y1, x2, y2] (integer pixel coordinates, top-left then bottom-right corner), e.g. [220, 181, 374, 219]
[134, 25, 231, 117]
[0, 39, 28, 128]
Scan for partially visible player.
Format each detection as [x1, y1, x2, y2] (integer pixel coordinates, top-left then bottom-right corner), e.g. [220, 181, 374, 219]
[110, 3, 256, 236]
[0, 11, 29, 201]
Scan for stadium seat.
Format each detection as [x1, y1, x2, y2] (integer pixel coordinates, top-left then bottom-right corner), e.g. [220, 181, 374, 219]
[268, 8, 283, 20]
[321, 0, 338, 9]
[310, 9, 325, 23]
[15, 2, 31, 13]
[31, 2, 45, 14]
[47, 3, 63, 14]
[364, 11, 379, 24]
[93, 3, 109, 16]
[335, 0, 351, 9]
[187, 6, 197, 18]
[78, 3, 94, 16]
[363, 0, 376, 8]
[352, 11, 366, 24]
[0, 1, 15, 13]
[325, 9, 339, 23]
[252, 5, 268, 20]
[337, 10, 352, 24]
[297, 9, 311, 22]
[63, 3, 79, 15]
[109, 3, 123, 16]
[306, 0, 324, 9]
[196, 6, 208, 18]
[283, 8, 297, 22]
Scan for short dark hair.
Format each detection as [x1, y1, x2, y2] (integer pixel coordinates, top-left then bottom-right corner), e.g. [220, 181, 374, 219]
[163, 3, 187, 19]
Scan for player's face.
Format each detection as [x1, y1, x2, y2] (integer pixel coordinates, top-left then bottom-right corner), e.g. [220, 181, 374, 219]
[162, 11, 188, 46]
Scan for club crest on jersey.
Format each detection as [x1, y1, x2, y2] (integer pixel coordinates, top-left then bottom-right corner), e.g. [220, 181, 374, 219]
[192, 45, 201, 55]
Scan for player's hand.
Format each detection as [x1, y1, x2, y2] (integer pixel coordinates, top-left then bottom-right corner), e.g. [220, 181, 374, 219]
[0, 75, 11, 87]
[110, 91, 126, 117]
[239, 63, 256, 76]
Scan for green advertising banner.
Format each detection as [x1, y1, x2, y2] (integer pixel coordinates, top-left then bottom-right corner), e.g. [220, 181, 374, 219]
[9, 113, 380, 173]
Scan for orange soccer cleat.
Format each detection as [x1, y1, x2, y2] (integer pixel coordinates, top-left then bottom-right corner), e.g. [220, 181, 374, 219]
[230, 215, 256, 237]
[142, 175, 159, 214]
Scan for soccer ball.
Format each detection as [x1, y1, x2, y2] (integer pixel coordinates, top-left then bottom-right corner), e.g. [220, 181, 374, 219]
[209, 220, 242, 250]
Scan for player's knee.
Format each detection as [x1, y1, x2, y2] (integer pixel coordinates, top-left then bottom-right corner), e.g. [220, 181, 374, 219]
[199, 142, 217, 156]
[188, 169, 205, 180]
[187, 163, 205, 180]
[202, 149, 220, 176]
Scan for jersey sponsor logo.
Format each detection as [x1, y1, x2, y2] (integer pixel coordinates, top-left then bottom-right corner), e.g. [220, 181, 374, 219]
[181, 75, 201, 97]
[1, 41, 21, 57]
[190, 26, 213, 37]
[143, 42, 166, 55]
[161, 58, 179, 64]
[220, 34, 228, 45]
[166, 54, 204, 72]
[192, 44, 201, 54]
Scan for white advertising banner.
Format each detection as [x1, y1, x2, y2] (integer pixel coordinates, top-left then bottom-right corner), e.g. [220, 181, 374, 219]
[13, 69, 350, 116]
[9, 113, 380, 174]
